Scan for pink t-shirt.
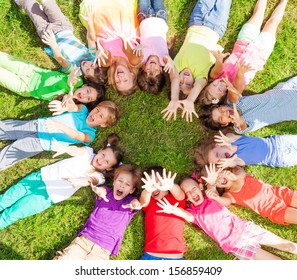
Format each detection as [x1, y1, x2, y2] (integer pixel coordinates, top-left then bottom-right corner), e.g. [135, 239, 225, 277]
[213, 40, 267, 87]
[140, 17, 168, 65]
[187, 196, 247, 253]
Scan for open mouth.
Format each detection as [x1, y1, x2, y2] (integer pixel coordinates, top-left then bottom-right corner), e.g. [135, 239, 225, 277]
[225, 152, 230, 158]
[116, 190, 123, 197]
[152, 190, 160, 198]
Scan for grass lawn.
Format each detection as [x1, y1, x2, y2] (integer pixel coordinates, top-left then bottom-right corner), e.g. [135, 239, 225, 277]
[0, 0, 296, 260]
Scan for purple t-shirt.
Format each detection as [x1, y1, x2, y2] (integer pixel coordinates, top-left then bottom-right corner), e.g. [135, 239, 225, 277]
[78, 186, 138, 256]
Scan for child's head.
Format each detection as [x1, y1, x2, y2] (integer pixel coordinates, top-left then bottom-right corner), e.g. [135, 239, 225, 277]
[144, 165, 168, 200]
[91, 133, 123, 172]
[73, 82, 105, 108]
[199, 105, 233, 131]
[194, 134, 233, 166]
[180, 177, 204, 206]
[108, 57, 138, 96]
[86, 100, 120, 128]
[113, 164, 142, 200]
[198, 79, 227, 105]
[137, 67, 166, 95]
[80, 60, 109, 85]
[179, 68, 194, 96]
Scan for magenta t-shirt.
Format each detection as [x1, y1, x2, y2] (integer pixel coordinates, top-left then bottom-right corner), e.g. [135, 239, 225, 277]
[78, 186, 138, 256]
[187, 196, 247, 253]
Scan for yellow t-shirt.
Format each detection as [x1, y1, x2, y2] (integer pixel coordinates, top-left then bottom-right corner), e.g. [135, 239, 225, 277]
[174, 25, 223, 81]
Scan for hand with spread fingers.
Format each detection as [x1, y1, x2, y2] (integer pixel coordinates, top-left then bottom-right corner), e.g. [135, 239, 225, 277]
[214, 130, 232, 147]
[155, 169, 177, 191]
[91, 185, 109, 202]
[201, 163, 222, 187]
[156, 197, 179, 214]
[122, 199, 144, 210]
[141, 170, 160, 193]
[179, 99, 199, 123]
[161, 100, 183, 121]
[217, 154, 238, 169]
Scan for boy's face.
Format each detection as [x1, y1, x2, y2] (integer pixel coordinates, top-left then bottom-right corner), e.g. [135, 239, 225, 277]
[180, 179, 204, 206]
[148, 171, 168, 201]
[144, 55, 162, 77]
[215, 170, 234, 189]
[207, 145, 233, 164]
[92, 147, 117, 171]
[73, 85, 98, 103]
[113, 172, 135, 200]
[211, 105, 234, 126]
[86, 105, 110, 128]
[179, 68, 194, 95]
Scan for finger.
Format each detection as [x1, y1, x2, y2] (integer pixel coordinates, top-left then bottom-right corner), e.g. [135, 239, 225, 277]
[156, 172, 163, 183]
[171, 173, 177, 181]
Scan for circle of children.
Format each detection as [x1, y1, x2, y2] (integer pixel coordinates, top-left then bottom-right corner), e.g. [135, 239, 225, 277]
[0, 0, 296, 260]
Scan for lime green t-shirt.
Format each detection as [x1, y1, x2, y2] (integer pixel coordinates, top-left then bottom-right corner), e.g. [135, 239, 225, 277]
[174, 25, 223, 81]
[30, 68, 83, 101]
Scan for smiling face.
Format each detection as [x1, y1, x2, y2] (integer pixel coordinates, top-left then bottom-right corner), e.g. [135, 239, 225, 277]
[215, 171, 234, 189]
[91, 147, 117, 171]
[180, 178, 204, 206]
[113, 171, 135, 200]
[114, 64, 135, 92]
[86, 105, 110, 128]
[207, 145, 233, 164]
[73, 85, 98, 104]
[144, 55, 162, 77]
[81, 60, 97, 79]
[206, 79, 227, 101]
[211, 105, 234, 126]
[179, 68, 194, 95]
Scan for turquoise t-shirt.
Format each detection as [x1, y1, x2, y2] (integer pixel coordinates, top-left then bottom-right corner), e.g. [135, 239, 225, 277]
[37, 105, 96, 151]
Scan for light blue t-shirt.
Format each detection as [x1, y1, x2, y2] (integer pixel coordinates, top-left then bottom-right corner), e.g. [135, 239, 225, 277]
[37, 105, 96, 151]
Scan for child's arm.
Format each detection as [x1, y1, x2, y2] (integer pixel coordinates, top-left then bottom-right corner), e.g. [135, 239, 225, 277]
[217, 154, 246, 169]
[44, 119, 91, 143]
[91, 185, 109, 202]
[179, 78, 207, 122]
[120, 38, 143, 67]
[41, 30, 71, 71]
[64, 172, 105, 188]
[139, 171, 159, 207]
[48, 99, 80, 116]
[209, 50, 230, 79]
[205, 189, 232, 207]
[233, 62, 253, 96]
[51, 139, 88, 158]
[84, 5, 96, 49]
[156, 198, 194, 223]
[122, 198, 144, 211]
[214, 130, 241, 146]
[162, 67, 183, 121]
[230, 103, 248, 131]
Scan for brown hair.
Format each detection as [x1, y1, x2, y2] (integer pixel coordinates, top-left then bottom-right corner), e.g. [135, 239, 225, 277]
[194, 136, 217, 167]
[108, 57, 139, 96]
[137, 68, 166, 95]
[96, 100, 120, 127]
[114, 164, 142, 195]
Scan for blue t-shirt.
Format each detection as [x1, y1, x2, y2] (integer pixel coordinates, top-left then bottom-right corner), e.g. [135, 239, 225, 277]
[37, 105, 96, 151]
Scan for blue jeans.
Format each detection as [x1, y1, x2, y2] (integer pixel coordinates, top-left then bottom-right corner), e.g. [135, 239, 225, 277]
[188, 0, 232, 38]
[137, 0, 167, 22]
[140, 252, 184, 260]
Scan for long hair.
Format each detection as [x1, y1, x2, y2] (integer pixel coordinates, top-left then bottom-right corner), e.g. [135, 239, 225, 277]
[96, 100, 121, 127]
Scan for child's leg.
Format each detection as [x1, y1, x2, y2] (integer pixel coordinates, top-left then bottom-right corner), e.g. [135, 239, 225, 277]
[151, 0, 168, 22]
[259, 229, 297, 255]
[284, 205, 297, 224]
[22, 0, 50, 39]
[188, 0, 232, 38]
[246, 0, 267, 28]
[0, 120, 43, 171]
[0, 172, 53, 230]
[254, 248, 281, 260]
[261, 0, 287, 36]
[41, 0, 74, 34]
[137, 0, 153, 22]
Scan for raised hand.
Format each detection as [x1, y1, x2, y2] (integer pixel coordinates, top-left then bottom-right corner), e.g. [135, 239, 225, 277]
[48, 100, 69, 116]
[141, 170, 160, 193]
[205, 189, 219, 200]
[161, 100, 183, 121]
[237, 61, 253, 76]
[156, 197, 179, 214]
[91, 184, 109, 202]
[113, 31, 140, 50]
[201, 163, 221, 186]
[163, 56, 175, 74]
[93, 38, 109, 67]
[41, 29, 57, 47]
[179, 99, 199, 122]
[155, 169, 177, 191]
[122, 199, 144, 210]
[67, 65, 81, 89]
[217, 154, 238, 169]
[132, 44, 147, 57]
[230, 103, 245, 129]
[51, 138, 68, 158]
[214, 130, 232, 146]
[209, 50, 230, 62]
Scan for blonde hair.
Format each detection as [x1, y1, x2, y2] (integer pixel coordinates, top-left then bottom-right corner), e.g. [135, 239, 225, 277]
[96, 100, 120, 127]
[108, 57, 139, 96]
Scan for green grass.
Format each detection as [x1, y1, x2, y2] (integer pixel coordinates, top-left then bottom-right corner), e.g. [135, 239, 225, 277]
[0, 0, 297, 260]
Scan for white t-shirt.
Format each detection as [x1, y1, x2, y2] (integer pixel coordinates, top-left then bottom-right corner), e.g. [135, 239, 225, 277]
[41, 147, 105, 203]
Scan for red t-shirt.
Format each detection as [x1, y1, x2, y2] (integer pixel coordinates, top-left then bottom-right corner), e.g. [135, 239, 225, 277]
[142, 193, 187, 254]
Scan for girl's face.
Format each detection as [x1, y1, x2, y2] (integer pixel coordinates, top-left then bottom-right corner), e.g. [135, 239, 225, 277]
[114, 64, 135, 92]
[179, 68, 194, 95]
[208, 145, 233, 163]
[91, 147, 117, 171]
[81, 60, 96, 79]
[113, 172, 135, 200]
[87, 105, 110, 128]
[207, 79, 227, 100]
[211, 105, 234, 126]
[180, 179, 204, 206]
[144, 55, 162, 77]
[215, 171, 234, 189]
[73, 85, 98, 103]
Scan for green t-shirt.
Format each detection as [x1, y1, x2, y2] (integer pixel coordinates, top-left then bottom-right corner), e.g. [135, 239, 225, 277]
[30, 68, 83, 101]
